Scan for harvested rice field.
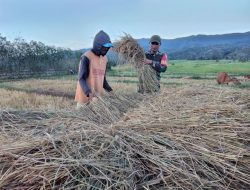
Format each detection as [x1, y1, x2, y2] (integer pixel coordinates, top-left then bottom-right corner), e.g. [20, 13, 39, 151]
[0, 76, 250, 189]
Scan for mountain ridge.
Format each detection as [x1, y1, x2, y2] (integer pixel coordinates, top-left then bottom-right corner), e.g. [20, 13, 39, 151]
[80, 31, 250, 61]
[137, 31, 250, 52]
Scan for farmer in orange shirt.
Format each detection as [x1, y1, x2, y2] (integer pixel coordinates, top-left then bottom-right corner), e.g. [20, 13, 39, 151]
[75, 30, 113, 107]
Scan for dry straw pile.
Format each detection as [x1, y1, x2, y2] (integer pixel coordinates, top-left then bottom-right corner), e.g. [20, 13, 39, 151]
[0, 85, 250, 189]
[113, 34, 159, 93]
[0, 34, 250, 189]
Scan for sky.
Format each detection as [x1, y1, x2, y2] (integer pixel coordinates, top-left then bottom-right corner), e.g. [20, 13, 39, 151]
[1, 0, 249, 50]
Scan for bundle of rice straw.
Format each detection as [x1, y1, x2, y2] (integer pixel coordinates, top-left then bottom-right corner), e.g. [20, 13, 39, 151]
[137, 65, 159, 93]
[113, 34, 159, 93]
[76, 91, 145, 124]
[113, 34, 145, 68]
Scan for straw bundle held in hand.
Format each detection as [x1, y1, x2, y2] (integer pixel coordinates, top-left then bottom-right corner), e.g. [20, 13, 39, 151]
[113, 34, 159, 93]
[113, 34, 145, 68]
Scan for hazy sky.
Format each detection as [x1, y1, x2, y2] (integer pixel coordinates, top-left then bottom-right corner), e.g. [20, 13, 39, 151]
[1, 0, 249, 50]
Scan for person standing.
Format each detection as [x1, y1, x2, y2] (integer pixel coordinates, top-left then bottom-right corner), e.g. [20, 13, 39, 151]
[138, 35, 168, 93]
[75, 30, 113, 107]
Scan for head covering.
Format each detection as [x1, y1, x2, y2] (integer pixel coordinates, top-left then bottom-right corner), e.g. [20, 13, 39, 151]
[93, 30, 113, 50]
[150, 35, 161, 44]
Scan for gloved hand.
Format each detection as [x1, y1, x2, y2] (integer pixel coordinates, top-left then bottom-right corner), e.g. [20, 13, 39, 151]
[143, 59, 152, 65]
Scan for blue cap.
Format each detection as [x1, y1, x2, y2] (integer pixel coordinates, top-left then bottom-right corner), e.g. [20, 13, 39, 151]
[103, 42, 113, 48]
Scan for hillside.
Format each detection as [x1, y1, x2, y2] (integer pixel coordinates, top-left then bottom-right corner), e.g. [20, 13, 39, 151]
[136, 31, 250, 61]
[137, 31, 250, 52]
[79, 31, 250, 61]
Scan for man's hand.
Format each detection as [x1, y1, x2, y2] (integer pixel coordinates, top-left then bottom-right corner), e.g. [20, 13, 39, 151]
[88, 92, 99, 101]
[143, 59, 152, 65]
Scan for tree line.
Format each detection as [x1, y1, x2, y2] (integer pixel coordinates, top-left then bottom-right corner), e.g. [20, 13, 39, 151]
[1, 33, 249, 79]
[0, 34, 81, 77]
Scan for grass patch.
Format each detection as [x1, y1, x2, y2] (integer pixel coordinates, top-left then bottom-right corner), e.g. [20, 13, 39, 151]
[110, 79, 138, 84]
[108, 60, 250, 78]
[189, 75, 202, 79]
[236, 83, 250, 89]
[0, 83, 25, 91]
[167, 60, 250, 75]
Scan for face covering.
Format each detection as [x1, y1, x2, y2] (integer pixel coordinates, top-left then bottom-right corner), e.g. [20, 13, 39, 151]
[100, 47, 110, 56]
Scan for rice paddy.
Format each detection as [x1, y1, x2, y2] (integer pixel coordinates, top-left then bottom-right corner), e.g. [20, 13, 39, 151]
[0, 35, 249, 189]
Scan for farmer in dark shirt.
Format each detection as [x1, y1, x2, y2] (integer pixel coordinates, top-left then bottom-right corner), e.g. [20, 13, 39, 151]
[138, 35, 168, 93]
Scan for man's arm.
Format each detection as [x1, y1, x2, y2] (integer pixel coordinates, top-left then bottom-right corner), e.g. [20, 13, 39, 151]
[78, 56, 91, 96]
[159, 53, 168, 72]
[146, 53, 168, 73]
